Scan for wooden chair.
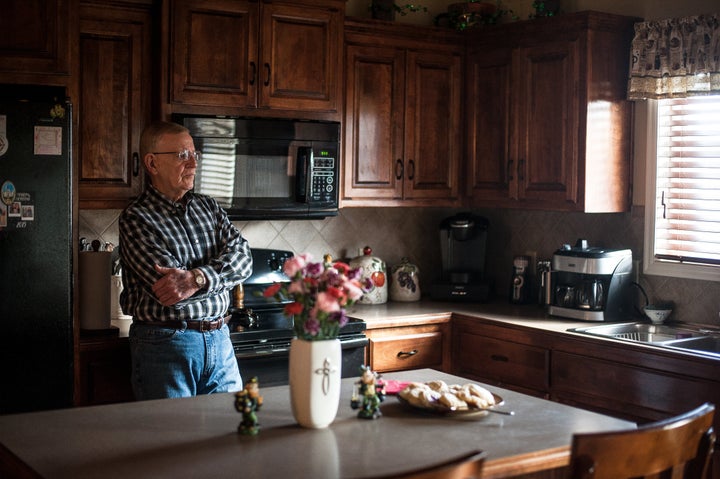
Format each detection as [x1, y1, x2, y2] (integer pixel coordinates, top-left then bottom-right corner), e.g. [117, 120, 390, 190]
[568, 402, 716, 479]
[365, 449, 484, 479]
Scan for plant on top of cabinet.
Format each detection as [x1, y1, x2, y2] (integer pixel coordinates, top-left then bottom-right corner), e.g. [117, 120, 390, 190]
[166, 0, 343, 120]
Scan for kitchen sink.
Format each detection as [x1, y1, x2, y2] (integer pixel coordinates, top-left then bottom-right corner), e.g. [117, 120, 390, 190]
[568, 322, 702, 343]
[662, 336, 720, 358]
[569, 322, 720, 359]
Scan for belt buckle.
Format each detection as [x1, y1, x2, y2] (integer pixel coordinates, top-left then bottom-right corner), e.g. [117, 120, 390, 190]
[199, 320, 208, 332]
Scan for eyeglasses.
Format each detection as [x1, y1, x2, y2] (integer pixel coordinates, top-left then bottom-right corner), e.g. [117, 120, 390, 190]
[151, 149, 202, 162]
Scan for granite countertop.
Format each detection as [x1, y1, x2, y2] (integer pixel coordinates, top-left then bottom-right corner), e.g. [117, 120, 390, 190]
[0, 369, 635, 479]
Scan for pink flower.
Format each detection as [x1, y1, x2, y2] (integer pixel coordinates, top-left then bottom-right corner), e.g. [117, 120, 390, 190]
[283, 253, 310, 277]
[315, 291, 341, 313]
[343, 280, 364, 301]
[288, 279, 306, 294]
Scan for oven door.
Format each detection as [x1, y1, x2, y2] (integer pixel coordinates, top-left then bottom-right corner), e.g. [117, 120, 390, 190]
[234, 336, 368, 387]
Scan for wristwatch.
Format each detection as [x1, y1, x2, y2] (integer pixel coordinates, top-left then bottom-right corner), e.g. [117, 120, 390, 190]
[193, 270, 206, 289]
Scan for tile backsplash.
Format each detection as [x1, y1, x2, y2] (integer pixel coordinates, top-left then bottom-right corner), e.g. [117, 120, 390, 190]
[80, 206, 720, 327]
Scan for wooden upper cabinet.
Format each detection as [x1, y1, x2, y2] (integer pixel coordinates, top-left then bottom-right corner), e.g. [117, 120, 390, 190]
[170, 0, 258, 108]
[342, 19, 462, 207]
[0, 0, 72, 77]
[78, 1, 153, 208]
[168, 0, 342, 118]
[466, 12, 636, 212]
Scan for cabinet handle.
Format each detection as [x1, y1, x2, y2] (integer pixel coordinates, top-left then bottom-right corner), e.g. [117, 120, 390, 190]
[518, 159, 525, 181]
[132, 152, 139, 176]
[249, 62, 256, 86]
[397, 349, 418, 358]
[395, 159, 404, 180]
[490, 354, 509, 362]
[408, 159, 415, 180]
[506, 160, 514, 181]
[264, 63, 270, 86]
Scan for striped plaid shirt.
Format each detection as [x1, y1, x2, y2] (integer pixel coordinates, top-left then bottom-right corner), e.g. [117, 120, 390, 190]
[119, 186, 252, 323]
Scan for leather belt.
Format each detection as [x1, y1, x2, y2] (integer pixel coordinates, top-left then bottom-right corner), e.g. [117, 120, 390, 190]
[140, 315, 230, 332]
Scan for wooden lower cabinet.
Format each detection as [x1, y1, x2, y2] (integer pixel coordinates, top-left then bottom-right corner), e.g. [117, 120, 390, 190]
[451, 316, 720, 478]
[551, 341, 720, 479]
[365, 323, 450, 373]
[452, 317, 550, 398]
[76, 337, 134, 406]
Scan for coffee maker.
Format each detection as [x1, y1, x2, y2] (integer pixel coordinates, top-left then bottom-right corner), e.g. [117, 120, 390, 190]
[547, 239, 634, 321]
[431, 213, 491, 302]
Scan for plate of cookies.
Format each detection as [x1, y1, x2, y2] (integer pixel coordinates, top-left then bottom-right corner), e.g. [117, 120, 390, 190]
[396, 380, 503, 417]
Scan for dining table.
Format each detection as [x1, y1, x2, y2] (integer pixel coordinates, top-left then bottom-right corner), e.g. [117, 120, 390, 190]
[0, 369, 635, 479]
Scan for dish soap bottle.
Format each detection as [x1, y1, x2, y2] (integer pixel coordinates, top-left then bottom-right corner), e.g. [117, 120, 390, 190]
[390, 257, 421, 302]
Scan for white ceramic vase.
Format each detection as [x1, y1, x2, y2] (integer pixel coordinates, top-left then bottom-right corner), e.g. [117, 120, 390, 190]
[289, 338, 342, 429]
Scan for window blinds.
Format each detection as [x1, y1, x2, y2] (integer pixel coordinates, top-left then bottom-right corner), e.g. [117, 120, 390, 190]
[655, 96, 720, 266]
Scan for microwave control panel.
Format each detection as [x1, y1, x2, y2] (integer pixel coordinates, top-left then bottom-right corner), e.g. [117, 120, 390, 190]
[309, 155, 336, 202]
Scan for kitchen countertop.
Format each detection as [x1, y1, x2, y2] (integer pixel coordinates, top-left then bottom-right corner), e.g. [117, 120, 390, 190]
[347, 299, 590, 332]
[0, 369, 635, 479]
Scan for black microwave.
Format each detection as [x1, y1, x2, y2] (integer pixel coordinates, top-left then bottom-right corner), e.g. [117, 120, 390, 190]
[175, 116, 341, 220]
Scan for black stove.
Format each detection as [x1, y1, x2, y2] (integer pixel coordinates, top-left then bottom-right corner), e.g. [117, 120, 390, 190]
[228, 248, 368, 386]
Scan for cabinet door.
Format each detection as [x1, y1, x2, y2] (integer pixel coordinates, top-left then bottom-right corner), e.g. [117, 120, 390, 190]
[466, 46, 513, 204]
[403, 50, 461, 201]
[78, 3, 151, 208]
[343, 44, 405, 200]
[259, 2, 341, 112]
[512, 40, 580, 208]
[170, 0, 258, 108]
[0, 0, 70, 76]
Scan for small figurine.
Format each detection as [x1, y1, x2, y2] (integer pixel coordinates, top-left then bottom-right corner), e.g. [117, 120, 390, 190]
[351, 365, 386, 419]
[235, 377, 263, 435]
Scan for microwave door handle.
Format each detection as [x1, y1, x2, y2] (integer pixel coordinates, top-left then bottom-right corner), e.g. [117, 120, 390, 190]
[295, 146, 313, 203]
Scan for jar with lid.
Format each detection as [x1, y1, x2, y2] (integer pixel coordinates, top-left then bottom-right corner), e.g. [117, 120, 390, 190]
[390, 257, 421, 302]
[349, 246, 388, 304]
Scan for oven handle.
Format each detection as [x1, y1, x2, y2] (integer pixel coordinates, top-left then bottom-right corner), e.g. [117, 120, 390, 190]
[234, 336, 367, 359]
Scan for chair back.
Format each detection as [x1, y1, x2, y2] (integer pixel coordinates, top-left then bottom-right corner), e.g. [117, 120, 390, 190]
[366, 449, 484, 479]
[568, 402, 716, 479]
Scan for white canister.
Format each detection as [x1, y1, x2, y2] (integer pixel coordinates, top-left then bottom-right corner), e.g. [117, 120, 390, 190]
[390, 257, 421, 302]
[349, 246, 387, 304]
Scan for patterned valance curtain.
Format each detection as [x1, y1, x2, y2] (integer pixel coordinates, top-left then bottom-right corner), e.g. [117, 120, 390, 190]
[628, 13, 720, 100]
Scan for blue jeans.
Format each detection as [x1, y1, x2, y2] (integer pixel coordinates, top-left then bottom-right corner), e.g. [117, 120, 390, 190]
[129, 322, 242, 400]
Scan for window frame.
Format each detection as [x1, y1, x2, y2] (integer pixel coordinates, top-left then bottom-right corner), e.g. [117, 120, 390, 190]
[643, 99, 720, 282]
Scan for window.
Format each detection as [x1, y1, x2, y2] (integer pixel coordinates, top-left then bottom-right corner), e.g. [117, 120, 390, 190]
[644, 96, 720, 282]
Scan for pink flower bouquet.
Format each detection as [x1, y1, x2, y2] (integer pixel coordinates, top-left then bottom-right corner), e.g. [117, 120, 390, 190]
[264, 253, 365, 341]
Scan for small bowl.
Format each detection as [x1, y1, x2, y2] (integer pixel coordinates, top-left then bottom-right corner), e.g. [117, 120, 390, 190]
[644, 306, 672, 325]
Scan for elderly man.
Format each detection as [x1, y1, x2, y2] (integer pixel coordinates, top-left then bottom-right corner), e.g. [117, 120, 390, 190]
[120, 121, 252, 400]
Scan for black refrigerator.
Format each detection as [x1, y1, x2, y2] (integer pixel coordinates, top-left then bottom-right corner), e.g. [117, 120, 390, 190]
[0, 85, 74, 413]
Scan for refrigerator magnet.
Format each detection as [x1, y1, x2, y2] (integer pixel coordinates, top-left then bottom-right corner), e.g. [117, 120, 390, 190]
[1, 180, 16, 206]
[33, 126, 62, 155]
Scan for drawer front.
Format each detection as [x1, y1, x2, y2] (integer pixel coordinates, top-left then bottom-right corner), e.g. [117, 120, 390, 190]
[370, 332, 443, 372]
[552, 351, 720, 422]
[455, 333, 549, 392]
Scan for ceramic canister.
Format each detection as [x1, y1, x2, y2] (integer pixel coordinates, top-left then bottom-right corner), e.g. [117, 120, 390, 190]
[390, 257, 421, 302]
[349, 246, 388, 304]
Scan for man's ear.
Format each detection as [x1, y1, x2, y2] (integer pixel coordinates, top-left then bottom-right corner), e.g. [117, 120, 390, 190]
[144, 153, 158, 175]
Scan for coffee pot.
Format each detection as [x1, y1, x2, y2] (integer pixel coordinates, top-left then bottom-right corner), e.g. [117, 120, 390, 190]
[547, 239, 633, 322]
